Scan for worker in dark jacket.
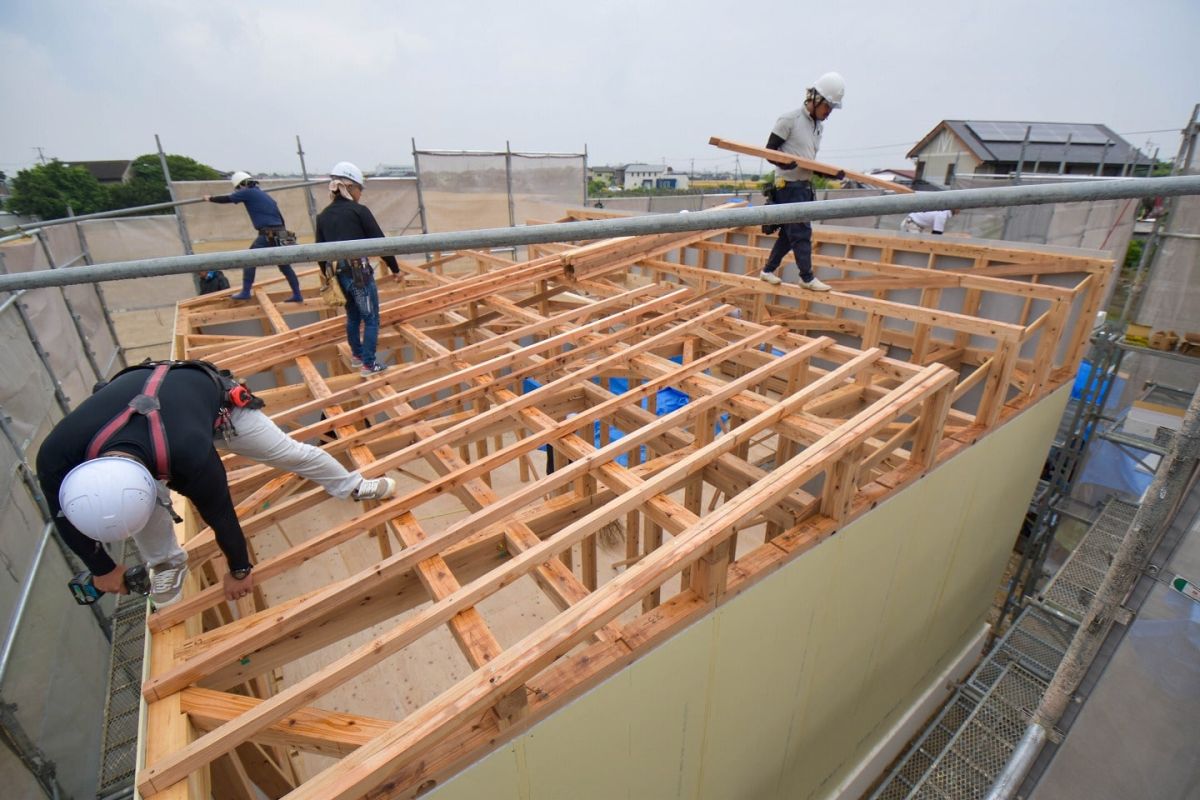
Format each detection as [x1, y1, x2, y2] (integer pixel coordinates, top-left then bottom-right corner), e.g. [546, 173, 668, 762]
[37, 362, 396, 606]
[205, 172, 303, 302]
[316, 161, 401, 377]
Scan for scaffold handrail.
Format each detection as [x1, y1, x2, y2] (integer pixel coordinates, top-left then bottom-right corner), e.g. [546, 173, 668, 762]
[1, 175, 1198, 293]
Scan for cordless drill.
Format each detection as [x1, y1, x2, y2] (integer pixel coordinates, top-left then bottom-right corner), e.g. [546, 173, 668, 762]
[69, 564, 150, 605]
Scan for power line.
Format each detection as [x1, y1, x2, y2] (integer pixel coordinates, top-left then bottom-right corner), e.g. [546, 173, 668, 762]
[1116, 127, 1181, 135]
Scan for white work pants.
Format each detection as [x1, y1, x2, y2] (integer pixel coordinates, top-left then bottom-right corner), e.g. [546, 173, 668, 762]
[217, 407, 361, 499]
[128, 407, 361, 568]
[900, 217, 925, 234]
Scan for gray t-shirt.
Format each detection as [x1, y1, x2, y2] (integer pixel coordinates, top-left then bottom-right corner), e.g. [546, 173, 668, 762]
[771, 105, 823, 181]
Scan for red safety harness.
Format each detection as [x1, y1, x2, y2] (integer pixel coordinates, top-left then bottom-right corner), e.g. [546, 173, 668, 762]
[85, 363, 173, 479]
[84, 360, 263, 481]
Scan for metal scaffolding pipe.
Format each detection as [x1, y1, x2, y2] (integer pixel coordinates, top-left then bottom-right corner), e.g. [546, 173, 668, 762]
[0, 179, 327, 238]
[1, 175, 1198, 293]
[0, 522, 55, 686]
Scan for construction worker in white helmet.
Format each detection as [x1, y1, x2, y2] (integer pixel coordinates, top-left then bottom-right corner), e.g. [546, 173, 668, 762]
[204, 171, 304, 302]
[758, 71, 845, 293]
[316, 162, 402, 377]
[37, 360, 397, 607]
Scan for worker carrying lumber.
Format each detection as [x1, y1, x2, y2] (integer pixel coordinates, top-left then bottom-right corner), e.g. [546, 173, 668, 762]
[758, 71, 845, 293]
[204, 172, 304, 302]
[316, 161, 402, 377]
[36, 360, 397, 607]
[901, 208, 956, 235]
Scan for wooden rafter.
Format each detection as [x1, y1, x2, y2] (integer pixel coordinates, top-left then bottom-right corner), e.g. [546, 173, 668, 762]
[139, 218, 1113, 798]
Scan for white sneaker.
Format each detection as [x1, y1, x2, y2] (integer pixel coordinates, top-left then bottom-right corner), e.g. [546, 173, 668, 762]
[759, 270, 782, 285]
[360, 362, 388, 378]
[801, 277, 832, 292]
[149, 562, 189, 607]
[349, 355, 364, 368]
[354, 476, 396, 501]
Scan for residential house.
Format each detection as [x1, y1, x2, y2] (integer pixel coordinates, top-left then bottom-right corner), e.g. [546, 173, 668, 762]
[62, 159, 133, 184]
[374, 163, 416, 178]
[588, 166, 618, 188]
[622, 164, 690, 191]
[907, 121, 1149, 187]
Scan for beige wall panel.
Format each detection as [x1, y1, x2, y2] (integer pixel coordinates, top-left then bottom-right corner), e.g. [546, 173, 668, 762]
[428, 386, 1070, 800]
[526, 616, 716, 799]
[700, 543, 835, 800]
[434, 740, 524, 800]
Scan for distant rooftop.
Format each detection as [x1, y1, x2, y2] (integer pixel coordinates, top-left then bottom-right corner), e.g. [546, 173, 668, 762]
[61, 159, 132, 183]
[909, 121, 1147, 167]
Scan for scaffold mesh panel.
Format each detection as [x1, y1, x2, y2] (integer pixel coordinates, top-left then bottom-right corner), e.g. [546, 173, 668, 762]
[869, 604, 1076, 800]
[1043, 498, 1136, 618]
[95, 596, 147, 795]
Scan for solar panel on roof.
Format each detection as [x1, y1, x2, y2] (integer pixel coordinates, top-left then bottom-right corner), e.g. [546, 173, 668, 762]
[966, 121, 1030, 142]
[1056, 124, 1111, 145]
[966, 121, 1114, 147]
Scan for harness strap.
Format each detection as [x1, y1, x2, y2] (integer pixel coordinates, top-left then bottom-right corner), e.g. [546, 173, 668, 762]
[85, 363, 172, 479]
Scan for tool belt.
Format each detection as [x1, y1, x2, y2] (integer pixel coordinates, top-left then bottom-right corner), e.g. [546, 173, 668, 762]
[260, 226, 298, 246]
[335, 257, 374, 288]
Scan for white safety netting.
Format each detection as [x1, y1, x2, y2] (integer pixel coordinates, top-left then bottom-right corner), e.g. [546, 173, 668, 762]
[416, 150, 586, 233]
[171, 178, 423, 244]
[0, 227, 120, 800]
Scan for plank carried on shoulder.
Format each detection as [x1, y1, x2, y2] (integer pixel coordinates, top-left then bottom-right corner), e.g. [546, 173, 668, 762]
[709, 136, 915, 194]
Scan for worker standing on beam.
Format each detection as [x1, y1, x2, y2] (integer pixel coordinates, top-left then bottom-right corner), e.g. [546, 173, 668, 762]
[37, 360, 396, 607]
[758, 71, 845, 292]
[204, 172, 304, 302]
[316, 161, 402, 378]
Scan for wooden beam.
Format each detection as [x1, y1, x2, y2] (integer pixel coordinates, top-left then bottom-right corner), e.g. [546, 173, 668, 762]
[709, 136, 915, 194]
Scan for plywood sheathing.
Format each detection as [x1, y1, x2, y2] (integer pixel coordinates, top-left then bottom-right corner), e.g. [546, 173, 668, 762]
[138, 216, 1111, 798]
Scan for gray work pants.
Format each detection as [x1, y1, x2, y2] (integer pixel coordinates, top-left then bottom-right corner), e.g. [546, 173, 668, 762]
[130, 407, 361, 569]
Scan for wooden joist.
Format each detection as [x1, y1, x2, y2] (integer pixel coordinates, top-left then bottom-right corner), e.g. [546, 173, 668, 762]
[140, 218, 1112, 798]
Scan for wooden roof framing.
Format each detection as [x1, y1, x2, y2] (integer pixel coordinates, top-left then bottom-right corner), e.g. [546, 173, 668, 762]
[139, 214, 1113, 799]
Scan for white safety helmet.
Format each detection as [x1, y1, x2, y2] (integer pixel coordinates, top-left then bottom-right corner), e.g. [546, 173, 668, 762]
[329, 161, 364, 187]
[811, 72, 846, 109]
[229, 170, 253, 189]
[58, 456, 158, 543]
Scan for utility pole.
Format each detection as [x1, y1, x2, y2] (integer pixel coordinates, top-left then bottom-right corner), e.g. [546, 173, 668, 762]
[33, 146, 47, 165]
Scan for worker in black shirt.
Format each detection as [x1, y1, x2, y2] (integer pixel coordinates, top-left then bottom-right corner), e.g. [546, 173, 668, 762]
[204, 171, 304, 302]
[37, 362, 396, 606]
[316, 161, 401, 377]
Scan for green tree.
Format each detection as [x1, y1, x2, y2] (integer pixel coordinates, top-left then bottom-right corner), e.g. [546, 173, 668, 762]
[5, 160, 110, 219]
[107, 153, 223, 211]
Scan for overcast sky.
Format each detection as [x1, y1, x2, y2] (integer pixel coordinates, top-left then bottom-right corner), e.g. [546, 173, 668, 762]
[2, 0, 1197, 179]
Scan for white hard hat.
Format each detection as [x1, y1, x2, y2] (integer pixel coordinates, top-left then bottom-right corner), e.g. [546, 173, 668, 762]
[330, 161, 364, 187]
[229, 170, 253, 189]
[59, 456, 157, 543]
[811, 72, 845, 108]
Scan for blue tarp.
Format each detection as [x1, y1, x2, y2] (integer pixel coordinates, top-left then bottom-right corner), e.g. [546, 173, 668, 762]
[523, 355, 725, 467]
[1069, 360, 1153, 500]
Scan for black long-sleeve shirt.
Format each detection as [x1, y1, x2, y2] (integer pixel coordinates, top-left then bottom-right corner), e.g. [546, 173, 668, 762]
[35, 367, 250, 575]
[315, 196, 400, 273]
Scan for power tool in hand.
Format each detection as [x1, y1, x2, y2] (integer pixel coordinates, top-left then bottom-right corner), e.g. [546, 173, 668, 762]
[69, 564, 150, 605]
